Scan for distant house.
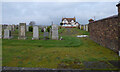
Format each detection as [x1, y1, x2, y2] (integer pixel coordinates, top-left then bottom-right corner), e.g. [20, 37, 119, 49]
[60, 17, 79, 28]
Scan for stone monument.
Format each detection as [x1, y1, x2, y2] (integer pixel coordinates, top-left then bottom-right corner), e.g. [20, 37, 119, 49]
[4, 29, 12, 39]
[12, 24, 15, 31]
[80, 25, 81, 30]
[0, 25, 2, 39]
[26, 25, 29, 32]
[44, 28, 46, 32]
[86, 24, 88, 31]
[44, 32, 49, 40]
[7, 25, 12, 31]
[52, 24, 58, 40]
[18, 23, 26, 39]
[32, 26, 39, 40]
[83, 25, 86, 30]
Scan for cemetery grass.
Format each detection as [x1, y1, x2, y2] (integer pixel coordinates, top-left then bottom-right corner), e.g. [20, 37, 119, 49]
[2, 28, 119, 69]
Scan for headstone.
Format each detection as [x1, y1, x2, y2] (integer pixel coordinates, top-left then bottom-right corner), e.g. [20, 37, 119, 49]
[26, 25, 29, 32]
[86, 25, 88, 31]
[32, 26, 39, 40]
[44, 32, 49, 39]
[18, 23, 26, 39]
[0, 25, 2, 39]
[4, 29, 12, 39]
[80, 25, 81, 30]
[49, 28, 52, 38]
[7, 25, 12, 30]
[12, 24, 15, 31]
[83, 25, 86, 30]
[52, 24, 59, 40]
[44, 28, 46, 32]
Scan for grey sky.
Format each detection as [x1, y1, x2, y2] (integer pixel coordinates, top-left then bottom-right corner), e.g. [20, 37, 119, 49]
[2, 2, 118, 25]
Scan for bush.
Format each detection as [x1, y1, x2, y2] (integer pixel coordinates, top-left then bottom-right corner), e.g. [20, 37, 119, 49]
[29, 26, 33, 32]
[41, 28, 44, 32]
[59, 26, 62, 29]
[46, 26, 51, 32]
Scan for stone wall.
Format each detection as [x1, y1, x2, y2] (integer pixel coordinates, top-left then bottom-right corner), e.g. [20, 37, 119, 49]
[88, 15, 119, 52]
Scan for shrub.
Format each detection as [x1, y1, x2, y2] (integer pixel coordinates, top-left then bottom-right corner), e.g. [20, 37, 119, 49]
[46, 26, 51, 32]
[29, 26, 33, 32]
[41, 28, 44, 32]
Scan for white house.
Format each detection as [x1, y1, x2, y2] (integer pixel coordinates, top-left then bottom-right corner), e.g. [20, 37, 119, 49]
[61, 17, 79, 28]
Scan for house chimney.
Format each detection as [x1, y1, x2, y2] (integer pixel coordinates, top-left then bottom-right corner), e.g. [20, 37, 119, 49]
[116, 2, 120, 14]
[89, 19, 94, 23]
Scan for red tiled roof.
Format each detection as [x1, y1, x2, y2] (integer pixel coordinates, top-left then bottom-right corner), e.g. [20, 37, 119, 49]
[62, 18, 76, 22]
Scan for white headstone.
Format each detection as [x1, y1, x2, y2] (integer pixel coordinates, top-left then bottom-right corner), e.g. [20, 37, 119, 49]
[52, 24, 59, 40]
[44, 28, 46, 32]
[4, 29, 12, 39]
[86, 25, 88, 31]
[0, 25, 2, 39]
[26, 25, 29, 32]
[32, 26, 39, 40]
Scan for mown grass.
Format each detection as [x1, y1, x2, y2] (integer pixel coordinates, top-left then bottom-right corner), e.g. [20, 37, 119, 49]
[2, 28, 119, 69]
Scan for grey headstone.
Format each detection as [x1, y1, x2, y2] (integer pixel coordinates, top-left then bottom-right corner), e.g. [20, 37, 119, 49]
[49, 28, 52, 38]
[4, 29, 12, 39]
[11, 24, 15, 31]
[0, 25, 2, 39]
[44, 32, 49, 39]
[83, 25, 86, 30]
[52, 24, 59, 40]
[32, 26, 39, 40]
[7, 25, 12, 30]
[18, 23, 26, 39]
[26, 26, 29, 32]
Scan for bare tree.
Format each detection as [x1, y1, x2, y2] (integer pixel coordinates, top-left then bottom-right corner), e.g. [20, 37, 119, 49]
[29, 21, 36, 26]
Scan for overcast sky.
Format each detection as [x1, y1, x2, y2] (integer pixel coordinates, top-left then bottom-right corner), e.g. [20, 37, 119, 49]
[2, 2, 118, 25]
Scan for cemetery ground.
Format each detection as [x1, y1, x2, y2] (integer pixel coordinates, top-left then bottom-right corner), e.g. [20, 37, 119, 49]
[2, 28, 120, 70]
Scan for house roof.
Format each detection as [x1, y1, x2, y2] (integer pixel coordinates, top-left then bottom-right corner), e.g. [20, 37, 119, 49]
[62, 17, 76, 22]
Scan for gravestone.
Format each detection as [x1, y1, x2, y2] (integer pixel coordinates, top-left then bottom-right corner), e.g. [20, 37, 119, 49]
[86, 25, 88, 31]
[12, 24, 15, 31]
[18, 23, 26, 39]
[83, 25, 86, 30]
[44, 32, 49, 40]
[4, 29, 12, 39]
[80, 25, 81, 30]
[49, 28, 52, 38]
[52, 24, 58, 40]
[32, 26, 39, 40]
[26, 25, 29, 32]
[0, 25, 2, 39]
[7, 25, 12, 30]
[44, 28, 46, 32]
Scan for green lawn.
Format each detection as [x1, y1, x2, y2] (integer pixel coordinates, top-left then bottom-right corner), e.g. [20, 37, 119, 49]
[2, 28, 119, 69]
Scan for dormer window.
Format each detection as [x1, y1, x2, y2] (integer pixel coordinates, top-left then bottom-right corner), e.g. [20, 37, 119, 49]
[71, 20, 74, 22]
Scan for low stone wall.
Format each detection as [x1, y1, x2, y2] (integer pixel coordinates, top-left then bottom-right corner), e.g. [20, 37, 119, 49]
[88, 15, 119, 53]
